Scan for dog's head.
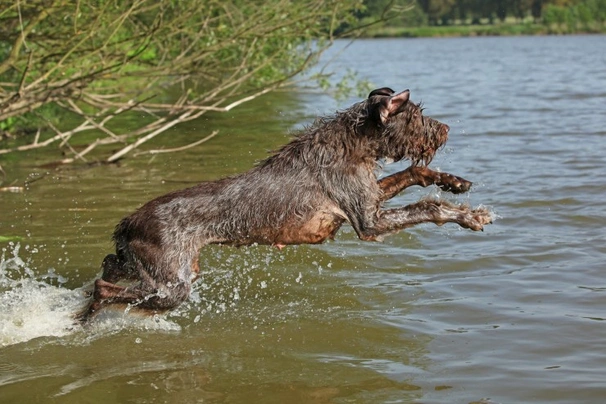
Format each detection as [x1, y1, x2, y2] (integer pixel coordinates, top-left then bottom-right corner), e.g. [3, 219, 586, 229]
[364, 88, 449, 166]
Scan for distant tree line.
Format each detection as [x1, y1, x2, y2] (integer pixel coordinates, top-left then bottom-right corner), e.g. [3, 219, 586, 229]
[358, 0, 606, 28]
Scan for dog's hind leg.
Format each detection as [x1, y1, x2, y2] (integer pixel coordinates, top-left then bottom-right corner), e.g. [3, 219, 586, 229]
[100, 254, 138, 284]
[75, 279, 141, 323]
[77, 276, 192, 323]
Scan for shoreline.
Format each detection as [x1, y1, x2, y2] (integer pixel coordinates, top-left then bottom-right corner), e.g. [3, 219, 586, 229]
[363, 23, 606, 38]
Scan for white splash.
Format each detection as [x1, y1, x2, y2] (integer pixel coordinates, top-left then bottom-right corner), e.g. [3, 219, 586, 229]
[0, 243, 180, 347]
[0, 243, 84, 347]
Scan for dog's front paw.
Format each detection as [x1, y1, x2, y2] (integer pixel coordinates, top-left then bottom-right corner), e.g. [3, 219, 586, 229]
[439, 173, 472, 194]
[462, 206, 493, 231]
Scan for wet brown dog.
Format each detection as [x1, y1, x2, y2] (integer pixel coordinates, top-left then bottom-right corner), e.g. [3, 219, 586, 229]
[77, 87, 492, 322]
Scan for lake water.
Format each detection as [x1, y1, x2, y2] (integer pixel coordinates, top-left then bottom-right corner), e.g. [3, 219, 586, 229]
[1, 35, 605, 403]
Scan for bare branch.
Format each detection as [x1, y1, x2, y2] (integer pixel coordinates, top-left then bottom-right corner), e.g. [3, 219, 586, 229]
[0, 0, 370, 170]
[133, 130, 219, 157]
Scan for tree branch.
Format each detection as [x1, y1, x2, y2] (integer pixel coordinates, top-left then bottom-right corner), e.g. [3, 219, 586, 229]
[0, 1, 57, 76]
[0, 0, 370, 170]
[133, 130, 219, 157]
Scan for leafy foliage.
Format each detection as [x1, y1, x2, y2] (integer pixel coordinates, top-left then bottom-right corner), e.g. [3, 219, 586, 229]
[542, 0, 606, 32]
[0, 0, 367, 164]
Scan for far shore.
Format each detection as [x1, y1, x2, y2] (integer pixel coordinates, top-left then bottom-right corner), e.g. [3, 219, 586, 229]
[362, 23, 606, 38]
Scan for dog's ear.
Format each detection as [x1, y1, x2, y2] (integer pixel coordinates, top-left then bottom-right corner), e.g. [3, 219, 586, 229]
[368, 87, 395, 98]
[378, 90, 410, 124]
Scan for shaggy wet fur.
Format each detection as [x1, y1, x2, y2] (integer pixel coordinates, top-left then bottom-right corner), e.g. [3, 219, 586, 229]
[77, 88, 492, 322]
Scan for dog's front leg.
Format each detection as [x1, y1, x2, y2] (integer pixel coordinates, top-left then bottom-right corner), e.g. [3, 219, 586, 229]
[358, 199, 492, 241]
[378, 166, 472, 201]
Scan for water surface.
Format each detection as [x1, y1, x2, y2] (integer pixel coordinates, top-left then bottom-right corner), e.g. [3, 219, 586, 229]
[1, 35, 605, 403]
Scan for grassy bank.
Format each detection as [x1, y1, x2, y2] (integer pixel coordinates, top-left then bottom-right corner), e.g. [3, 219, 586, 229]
[365, 22, 606, 38]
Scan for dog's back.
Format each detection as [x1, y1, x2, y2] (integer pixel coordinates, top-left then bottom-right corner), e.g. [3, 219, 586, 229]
[115, 163, 335, 252]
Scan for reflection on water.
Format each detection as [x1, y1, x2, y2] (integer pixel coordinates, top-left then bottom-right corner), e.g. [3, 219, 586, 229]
[1, 35, 606, 403]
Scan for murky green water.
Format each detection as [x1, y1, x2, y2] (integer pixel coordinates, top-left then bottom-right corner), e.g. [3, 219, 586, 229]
[2, 35, 606, 403]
